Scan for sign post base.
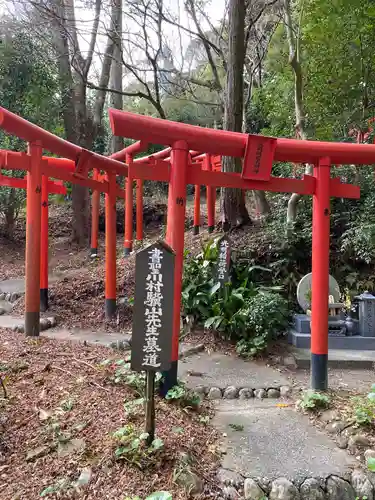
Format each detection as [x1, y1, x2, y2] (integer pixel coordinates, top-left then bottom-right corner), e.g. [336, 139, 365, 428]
[159, 360, 178, 397]
[145, 370, 156, 445]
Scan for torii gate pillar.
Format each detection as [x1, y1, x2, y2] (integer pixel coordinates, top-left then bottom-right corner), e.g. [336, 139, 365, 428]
[160, 140, 188, 394]
[25, 142, 42, 336]
[311, 157, 331, 390]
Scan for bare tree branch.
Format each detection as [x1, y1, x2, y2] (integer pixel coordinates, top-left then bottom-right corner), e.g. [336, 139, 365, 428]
[185, 0, 223, 90]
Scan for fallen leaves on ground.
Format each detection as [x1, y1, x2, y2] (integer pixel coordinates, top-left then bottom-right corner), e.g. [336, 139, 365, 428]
[0, 329, 221, 500]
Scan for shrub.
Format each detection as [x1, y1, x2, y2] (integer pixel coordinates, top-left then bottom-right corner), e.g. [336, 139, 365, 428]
[165, 383, 201, 409]
[113, 424, 164, 468]
[182, 240, 219, 324]
[100, 358, 162, 395]
[300, 391, 330, 411]
[353, 384, 375, 426]
[234, 292, 289, 357]
[182, 238, 290, 356]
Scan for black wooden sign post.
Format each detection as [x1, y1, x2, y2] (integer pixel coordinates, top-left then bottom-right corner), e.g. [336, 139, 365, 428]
[216, 235, 231, 287]
[145, 370, 155, 444]
[131, 241, 175, 444]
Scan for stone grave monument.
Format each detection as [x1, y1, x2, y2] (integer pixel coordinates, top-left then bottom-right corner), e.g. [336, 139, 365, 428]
[289, 272, 375, 350]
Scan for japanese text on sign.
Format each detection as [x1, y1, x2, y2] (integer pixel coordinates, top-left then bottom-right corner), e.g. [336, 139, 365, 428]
[218, 239, 229, 281]
[143, 247, 164, 369]
[131, 241, 174, 373]
[216, 236, 231, 286]
[241, 134, 276, 182]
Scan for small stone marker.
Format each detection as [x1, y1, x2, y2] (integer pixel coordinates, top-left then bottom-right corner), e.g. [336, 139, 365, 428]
[216, 235, 231, 286]
[131, 241, 175, 445]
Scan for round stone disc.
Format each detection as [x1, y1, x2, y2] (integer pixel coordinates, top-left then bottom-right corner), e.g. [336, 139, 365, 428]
[297, 272, 341, 311]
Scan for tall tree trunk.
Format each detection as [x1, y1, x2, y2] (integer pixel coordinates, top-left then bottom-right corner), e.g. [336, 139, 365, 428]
[109, 0, 124, 154]
[242, 71, 270, 216]
[52, 0, 90, 245]
[284, 0, 312, 236]
[4, 188, 16, 240]
[53, 0, 76, 142]
[51, 0, 114, 246]
[254, 191, 270, 216]
[221, 0, 250, 230]
[71, 81, 92, 244]
[242, 72, 271, 215]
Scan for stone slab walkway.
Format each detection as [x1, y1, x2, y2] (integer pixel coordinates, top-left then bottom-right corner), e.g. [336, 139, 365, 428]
[294, 365, 375, 393]
[0, 272, 72, 296]
[0, 300, 13, 313]
[179, 351, 291, 389]
[0, 278, 27, 295]
[43, 327, 130, 346]
[43, 328, 203, 359]
[0, 315, 23, 328]
[214, 400, 356, 482]
[178, 350, 369, 498]
[0, 321, 203, 359]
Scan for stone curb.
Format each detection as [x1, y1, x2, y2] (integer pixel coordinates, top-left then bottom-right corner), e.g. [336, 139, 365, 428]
[315, 409, 375, 470]
[217, 469, 375, 499]
[0, 292, 21, 303]
[11, 316, 57, 334]
[191, 385, 292, 400]
[108, 337, 131, 350]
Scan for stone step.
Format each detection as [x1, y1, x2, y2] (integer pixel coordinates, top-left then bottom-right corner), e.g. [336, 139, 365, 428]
[37, 328, 204, 361]
[291, 347, 375, 369]
[289, 329, 375, 350]
[214, 399, 355, 482]
[0, 274, 66, 300]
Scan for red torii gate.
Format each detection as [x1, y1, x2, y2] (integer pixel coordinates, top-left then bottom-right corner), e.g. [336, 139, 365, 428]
[0, 107, 131, 329]
[0, 150, 67, 311]
[110, 144, 258, 251]
[0, 147, 130, 319]
[89, 140, 149, 258]
[104, 147, 219, 254]
[0, 104, 372, 392]
[191, 152, 220, 233]
[108, 108, 369, 392]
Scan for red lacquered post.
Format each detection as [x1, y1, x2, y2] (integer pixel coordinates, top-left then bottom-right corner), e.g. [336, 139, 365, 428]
[124, 153, 133, 256]
[90, 168, 100, 257]
[105, 172, 117, 319]
[311, 157, 331, 390]
[204, 154, 215, 232]
[136, 179, 143, 241]
[193, 184, 200, 235]
[161, 140, 188, 395]
[40, 174, 49, 312]
[25, 142, 42, 336]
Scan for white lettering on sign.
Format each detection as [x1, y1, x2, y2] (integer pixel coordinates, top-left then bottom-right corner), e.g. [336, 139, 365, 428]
[142, 247, 164, 368]
[218, 240, 229, 281]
